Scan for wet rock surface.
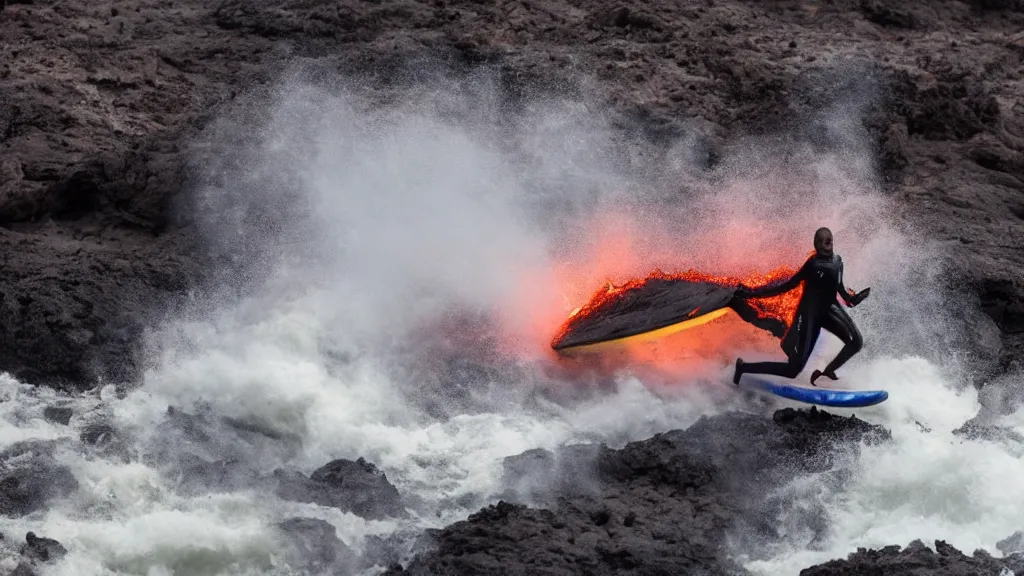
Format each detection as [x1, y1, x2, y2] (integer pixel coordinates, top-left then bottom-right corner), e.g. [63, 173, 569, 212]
[274, 517, 357, 575]
[20, 531, 68, 564]
[385, 407, 890, 575]
[139, 405, 407, 520]
[145, 404, 301, 493]
[998, 531, 1024, 556]
[273, 457, 407, 520]
[386, 408, 1024, 575]
[799, 538, 1024, 576]
[0, 531, 68, 576]
[0, 441, 79, 518]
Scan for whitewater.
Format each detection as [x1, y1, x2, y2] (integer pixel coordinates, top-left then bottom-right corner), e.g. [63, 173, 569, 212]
[1, 72, 1022, 576]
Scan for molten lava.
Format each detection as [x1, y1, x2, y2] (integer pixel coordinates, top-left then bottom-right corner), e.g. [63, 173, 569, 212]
[551, 264, 804, 352]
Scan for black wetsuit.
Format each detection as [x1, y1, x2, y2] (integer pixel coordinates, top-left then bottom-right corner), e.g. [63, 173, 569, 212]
[738, 253, 863, 379]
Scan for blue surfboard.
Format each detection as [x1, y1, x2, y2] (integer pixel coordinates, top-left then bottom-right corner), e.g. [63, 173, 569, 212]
[741, 377, 888, 408]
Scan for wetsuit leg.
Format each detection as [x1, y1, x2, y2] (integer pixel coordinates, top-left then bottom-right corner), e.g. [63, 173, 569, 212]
[818, 304, 863, 376]
[729, 299, 787, 339]
[737, 316, 821, 380]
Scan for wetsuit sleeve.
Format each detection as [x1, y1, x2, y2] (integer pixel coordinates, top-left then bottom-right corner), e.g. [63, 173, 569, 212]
[836, 258, 856, 305]
[745, 258, 809, 298]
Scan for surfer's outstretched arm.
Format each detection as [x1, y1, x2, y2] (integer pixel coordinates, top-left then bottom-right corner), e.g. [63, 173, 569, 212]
[835, 257, 869, 307]
[739, 258, 810, 299]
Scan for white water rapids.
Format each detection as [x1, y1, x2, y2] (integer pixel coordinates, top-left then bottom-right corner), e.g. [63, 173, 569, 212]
[1, 74, 1021, 576]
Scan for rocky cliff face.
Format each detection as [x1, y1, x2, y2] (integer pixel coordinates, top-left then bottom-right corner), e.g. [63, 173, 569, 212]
[2, 0, 1022, 390]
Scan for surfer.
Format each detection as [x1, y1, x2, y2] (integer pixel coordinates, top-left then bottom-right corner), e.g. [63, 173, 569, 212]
[731, 227, 870, 386]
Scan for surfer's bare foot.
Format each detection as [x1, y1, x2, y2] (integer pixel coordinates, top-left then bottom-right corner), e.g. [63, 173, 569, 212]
[733, 358, 744, 385]
[810, 369, 837, 386]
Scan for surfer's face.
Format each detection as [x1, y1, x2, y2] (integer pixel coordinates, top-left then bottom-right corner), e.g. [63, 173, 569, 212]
[814, 229, 833, 257]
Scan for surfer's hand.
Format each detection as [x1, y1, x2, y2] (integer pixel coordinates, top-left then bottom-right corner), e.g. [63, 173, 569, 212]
[851, 287, 870, 306]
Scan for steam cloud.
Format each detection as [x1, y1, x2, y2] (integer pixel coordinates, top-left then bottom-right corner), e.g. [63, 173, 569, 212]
[147, 60, 982, 479]
[181, 64, 961, 375]
[116, 62, 1020, 574]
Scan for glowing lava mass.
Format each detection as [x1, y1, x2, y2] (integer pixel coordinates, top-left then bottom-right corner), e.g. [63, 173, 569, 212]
[548, 265, 807, 371]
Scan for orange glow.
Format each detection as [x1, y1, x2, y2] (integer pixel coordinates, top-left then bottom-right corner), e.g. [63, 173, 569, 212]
[488, 208, 817, 383]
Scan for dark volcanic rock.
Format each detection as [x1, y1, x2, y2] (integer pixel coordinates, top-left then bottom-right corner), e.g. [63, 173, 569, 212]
[137, 405, 407, 520]
[79, 422, 120, 447]
[145, 405, 300, 494]
[78, 420, 133, 463]
[20, 531, 68, 563]
[799, 538, 1024, 575]
[362, 529, 437, 573]
[274, 517, 357, 574]
[274, 457, 406, 520]
[9, 564, 37, 576]
[0, 226, 196, 389]
[42, 406, 73, 426]
[953, 418, 1024, 445]
[0, 531, 68, 576]
[388, 408, 889, 575]
[997, 531, 1024, 555]
[0, 441, 79, 518]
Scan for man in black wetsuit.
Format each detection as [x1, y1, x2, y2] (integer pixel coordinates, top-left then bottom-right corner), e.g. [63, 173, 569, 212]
[732, 227, 870, 386]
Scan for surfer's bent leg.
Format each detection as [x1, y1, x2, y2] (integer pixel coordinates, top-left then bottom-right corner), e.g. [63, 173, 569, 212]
[813, 304, 863, 383]
[728, 299, 787, 339]
[735, 323, 819, 382]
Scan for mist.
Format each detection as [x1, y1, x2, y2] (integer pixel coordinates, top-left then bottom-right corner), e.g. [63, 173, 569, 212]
[158, 59, 970, 500]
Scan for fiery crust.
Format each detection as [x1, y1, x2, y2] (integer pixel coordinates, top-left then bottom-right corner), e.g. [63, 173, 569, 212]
[551, 265, 804, 351]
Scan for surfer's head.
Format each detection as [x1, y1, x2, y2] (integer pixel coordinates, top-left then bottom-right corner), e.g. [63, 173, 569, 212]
[814, 227, 833, 257]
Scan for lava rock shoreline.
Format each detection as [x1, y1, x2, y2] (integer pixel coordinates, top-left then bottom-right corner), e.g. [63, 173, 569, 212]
[379, 406, 1024, 575]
